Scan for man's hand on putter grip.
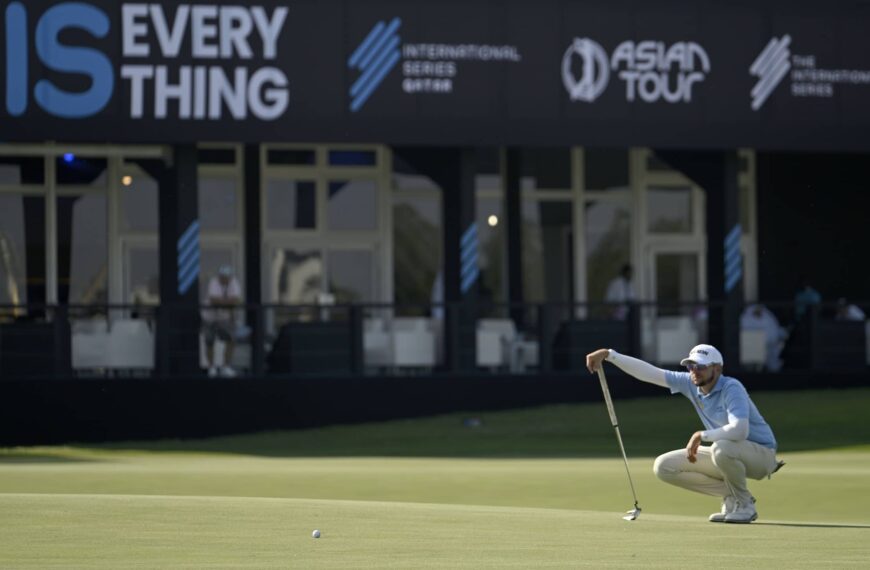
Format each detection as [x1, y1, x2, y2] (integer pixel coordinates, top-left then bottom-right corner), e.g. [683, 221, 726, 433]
[686, 431, 703, 463]
[586, 349, 609, 373]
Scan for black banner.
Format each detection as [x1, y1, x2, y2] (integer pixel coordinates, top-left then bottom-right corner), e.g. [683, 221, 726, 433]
[2, 0, 869, 150]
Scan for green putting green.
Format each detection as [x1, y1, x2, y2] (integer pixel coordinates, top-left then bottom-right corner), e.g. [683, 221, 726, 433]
[1, 388, 869, 568]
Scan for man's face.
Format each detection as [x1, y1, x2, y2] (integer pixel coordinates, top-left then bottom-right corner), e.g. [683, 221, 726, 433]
[686, 362, 719, 387]
[218, 274, 230, 286]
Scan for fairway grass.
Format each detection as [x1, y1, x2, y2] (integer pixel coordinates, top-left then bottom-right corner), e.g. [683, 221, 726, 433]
[2, 389, 870, 567]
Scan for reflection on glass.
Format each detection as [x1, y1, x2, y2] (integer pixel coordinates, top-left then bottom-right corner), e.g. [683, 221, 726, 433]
[56, 157, 107, 187]
[0, 194, 42, 306]
[328, 180, 377, 230]
[522, 199, 572, 302]
[647, 186, 692, 233]
[327, 250, 373, 303]
[199, 177, 237, 231]
[120, 172, 158, 232]
[393, 195, 441, 307]
[519, 148, 571, 190]
[128, 247, 159, 304]
[266, 179, 316, 230]
[477, 196, 504, 304]
[271, 249, 321, 304]
[0, 157, 45, 185]
[392, 154, 440, 191]
[60, 195, 107, 304]
[585, 148, 629, 190]
[329, 150, 376, 166]
[655, 253, 699, 316]
[267, 148, 316, 165]
[585, 201, 630, 308]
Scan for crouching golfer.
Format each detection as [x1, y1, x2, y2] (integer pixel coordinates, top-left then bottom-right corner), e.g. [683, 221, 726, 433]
[586, 344, 782, 523]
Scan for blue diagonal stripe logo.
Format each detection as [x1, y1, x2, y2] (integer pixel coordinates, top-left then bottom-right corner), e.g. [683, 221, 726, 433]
[348, 18, 401, 112]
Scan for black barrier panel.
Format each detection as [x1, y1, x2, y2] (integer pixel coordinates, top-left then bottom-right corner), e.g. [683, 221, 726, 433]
[2, 0, 870, 150]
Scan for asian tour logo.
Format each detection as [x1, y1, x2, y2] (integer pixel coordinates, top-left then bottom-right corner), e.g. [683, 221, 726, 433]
[562, 37, 710, 104]
[562, 38, 609, 102]
[347, 17, 402, 112]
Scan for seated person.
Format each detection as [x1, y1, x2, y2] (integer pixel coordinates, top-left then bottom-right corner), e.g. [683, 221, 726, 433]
[740, 304, 786, 372]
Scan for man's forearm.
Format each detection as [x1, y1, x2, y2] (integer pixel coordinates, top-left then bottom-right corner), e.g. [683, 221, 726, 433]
[605, 349, 669, 388]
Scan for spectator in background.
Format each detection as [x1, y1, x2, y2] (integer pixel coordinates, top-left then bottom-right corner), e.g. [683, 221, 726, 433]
[793, 277, 821, 322]
[605, 264, 635, 320]
[203, 264, 242, 377]
[740, 304, 786, 372]
[835, 298, 866, 321]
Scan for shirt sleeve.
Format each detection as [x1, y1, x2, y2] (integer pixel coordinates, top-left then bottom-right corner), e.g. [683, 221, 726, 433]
[605, 350, 669, 388]
[663, 369, 693, 396]
[701, 418, 749, 442]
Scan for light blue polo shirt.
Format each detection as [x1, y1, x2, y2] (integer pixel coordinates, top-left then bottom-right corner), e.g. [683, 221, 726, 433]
[664, 371, 777, 450]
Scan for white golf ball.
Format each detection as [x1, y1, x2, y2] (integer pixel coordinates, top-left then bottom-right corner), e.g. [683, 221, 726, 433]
[312, 529, 321, 538]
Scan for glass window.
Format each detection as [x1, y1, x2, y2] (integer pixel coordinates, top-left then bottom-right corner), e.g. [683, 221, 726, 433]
[519, 148, 571, 190]
[199, 177, 238, 231]
[327, 250, 373, 303]
[522, 199, 573, 302]
[655, 253, 699, 316]
[646, 152, 673, 172]
[197, 147, 236, 165]
[0, 194, 43, 306]
[59, 194, 107, 305]
[270, 249, 322, 304]
[0, 156, 45, 185]
[647, 186, 692, 234]
[585, 201, 631, 306]
[127, 246, 159, 304]
[327, 180, 377, 230]
[477, 196, 505, 304]
[392, 154, 440, 192]
[584, 148, 629, 190]
[328, 150, 376, 167]
[266, 180, 316, 230]
[120, 172, 159, 232]
[267, 149, 316, 165]
[393, 195, 441, 306]
[56, 157, 107, 187]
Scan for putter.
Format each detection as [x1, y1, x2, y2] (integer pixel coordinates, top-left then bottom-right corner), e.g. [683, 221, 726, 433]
[596, 367, 642, 521]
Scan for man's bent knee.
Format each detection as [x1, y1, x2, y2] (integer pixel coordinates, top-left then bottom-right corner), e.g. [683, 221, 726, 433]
[653, 451, 681, 480]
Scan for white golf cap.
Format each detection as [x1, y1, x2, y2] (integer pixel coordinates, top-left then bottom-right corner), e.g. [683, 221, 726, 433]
[218, 264, 234, 277]
[680, 344, 724, 367]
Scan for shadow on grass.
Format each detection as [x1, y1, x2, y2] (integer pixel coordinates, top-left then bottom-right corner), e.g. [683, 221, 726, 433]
[0, 453, 102, 464]
[757, 522, 870, 530]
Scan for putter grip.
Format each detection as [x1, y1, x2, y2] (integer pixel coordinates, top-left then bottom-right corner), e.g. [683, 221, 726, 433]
[597, 368, 619, 427]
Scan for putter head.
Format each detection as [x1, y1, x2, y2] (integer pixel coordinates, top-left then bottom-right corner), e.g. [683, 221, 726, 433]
[623, 505, 641, 521]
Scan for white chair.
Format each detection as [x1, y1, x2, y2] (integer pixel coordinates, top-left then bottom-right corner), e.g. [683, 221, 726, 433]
[655, 316, 699, 364]
[476, 319, 539, 372]
[72, 330, 110, 370]
[364, 317, 392, 368]
[391, 317, 436, 369]
[740, 329, 767, 370]
[108, 319, 154, 370]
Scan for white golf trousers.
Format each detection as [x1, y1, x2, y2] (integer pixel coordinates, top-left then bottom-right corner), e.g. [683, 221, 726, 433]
[653, 440, 777, 504]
